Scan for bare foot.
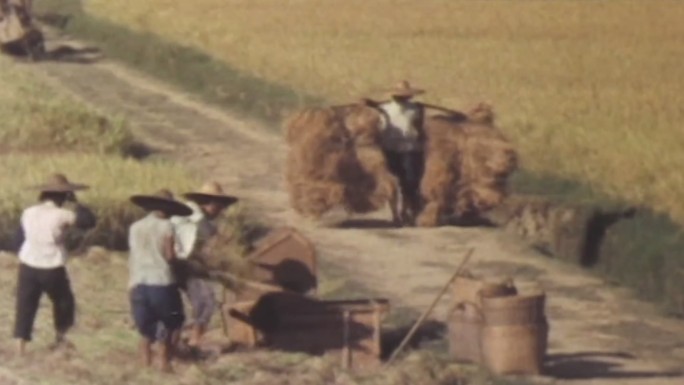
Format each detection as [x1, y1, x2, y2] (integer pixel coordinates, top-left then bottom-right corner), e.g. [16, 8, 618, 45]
[16, 339, 27, 357]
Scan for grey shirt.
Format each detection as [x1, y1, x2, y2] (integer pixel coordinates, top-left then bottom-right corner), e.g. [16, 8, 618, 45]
[128, 213, 176, 289]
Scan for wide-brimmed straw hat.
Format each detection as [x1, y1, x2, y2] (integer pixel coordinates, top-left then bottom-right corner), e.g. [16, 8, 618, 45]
[385, 80, 425, 98]
[183, 181, 239, 207]
[31, 173, 90, 193]
[130, 189, 193, 217]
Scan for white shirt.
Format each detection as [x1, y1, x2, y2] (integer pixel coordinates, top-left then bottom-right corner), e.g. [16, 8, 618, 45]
[378, 100, 424, 152]
[170, 201, 216, 260]
[18, 201, 76, 269]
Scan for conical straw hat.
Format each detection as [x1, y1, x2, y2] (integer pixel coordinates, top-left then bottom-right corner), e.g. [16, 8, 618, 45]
[183, 181, 239, 207]
[30, 173, 90, 193]
[130, 189, 193, 217]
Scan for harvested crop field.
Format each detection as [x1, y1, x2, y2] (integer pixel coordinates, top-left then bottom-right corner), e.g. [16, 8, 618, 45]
[80, 0, 684, 223]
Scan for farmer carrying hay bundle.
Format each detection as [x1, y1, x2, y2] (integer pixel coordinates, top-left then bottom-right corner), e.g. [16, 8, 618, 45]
[283, 81, 517, 227]
[170, 181, 239, 348]
[360, 81, 429, 225]
[128, 189, 192, 372]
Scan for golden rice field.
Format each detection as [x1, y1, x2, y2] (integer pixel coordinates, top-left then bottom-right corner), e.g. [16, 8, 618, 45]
[86, 0, 684, 222]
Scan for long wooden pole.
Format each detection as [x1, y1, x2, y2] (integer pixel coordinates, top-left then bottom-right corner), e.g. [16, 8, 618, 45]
[385, 247, 475, 366]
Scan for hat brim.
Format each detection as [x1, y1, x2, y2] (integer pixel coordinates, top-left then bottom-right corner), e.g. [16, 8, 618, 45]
[32, 183, 90, 193]
[130, 195, 193, 217]
[387, 89, 425, 97]
[183, 193, 239, 207]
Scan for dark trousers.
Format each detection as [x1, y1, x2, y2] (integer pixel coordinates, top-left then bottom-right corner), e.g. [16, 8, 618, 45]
[13, 264, 75, 341]
[130, 284, 185, 342]
[384, 150, 425, 213]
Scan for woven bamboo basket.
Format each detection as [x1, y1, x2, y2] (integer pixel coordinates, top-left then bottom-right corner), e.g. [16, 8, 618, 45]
[481, 321, 549, 375]
[481, 292, 546, 326]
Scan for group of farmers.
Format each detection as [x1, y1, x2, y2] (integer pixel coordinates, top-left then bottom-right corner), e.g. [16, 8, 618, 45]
[13, 174, 239, 371]
[10, 80, 432, 371]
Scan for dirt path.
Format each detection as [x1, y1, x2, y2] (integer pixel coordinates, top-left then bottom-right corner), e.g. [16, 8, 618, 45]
[24, 30, 684, 384]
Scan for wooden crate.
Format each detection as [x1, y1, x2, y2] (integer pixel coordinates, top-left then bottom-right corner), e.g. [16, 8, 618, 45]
[236, 227, 317, 301]
[225, 292, 390, 371]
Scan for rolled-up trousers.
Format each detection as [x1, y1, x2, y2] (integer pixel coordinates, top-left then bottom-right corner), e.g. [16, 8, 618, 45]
[13, 263, 75, 341]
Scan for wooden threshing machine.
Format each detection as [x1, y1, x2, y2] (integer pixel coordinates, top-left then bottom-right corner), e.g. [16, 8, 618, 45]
[223, 227, 390, 371]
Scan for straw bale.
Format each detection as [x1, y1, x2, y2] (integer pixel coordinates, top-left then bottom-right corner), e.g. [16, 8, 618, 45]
[420, 105, 517, 225]
[179, 212, 266, 291]
[340, 146, 397, 213]
[283, 104, 394, 218]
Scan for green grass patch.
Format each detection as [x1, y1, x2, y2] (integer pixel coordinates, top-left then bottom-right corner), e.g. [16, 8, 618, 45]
[0, 56, 134, 155]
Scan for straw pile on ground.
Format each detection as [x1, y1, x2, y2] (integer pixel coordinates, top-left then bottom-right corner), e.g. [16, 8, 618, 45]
[284, 104, 396, 219]
[417, 104, 518, 227]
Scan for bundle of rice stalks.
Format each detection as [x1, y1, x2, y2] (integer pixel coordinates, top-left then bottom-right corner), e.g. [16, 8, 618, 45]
[417, 104, 517, 226]
[185, 206, 271, 291]
[283, 104, 395, 218]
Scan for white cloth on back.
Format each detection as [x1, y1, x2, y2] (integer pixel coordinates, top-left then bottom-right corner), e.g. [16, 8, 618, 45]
[377, 100, 424, 153]
[128, 213, 176, 289]
[170, 201, 216, 260]
[18, 201, 76, 269]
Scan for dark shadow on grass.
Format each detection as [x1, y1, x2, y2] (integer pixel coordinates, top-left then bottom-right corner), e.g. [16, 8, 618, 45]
[580, 207, 637, 267]
[381, 319, 446, 360]
[447, 214, 498, 228]
[122, 141, 154, 160]
[44, 44, 102, 64]
[334, 218, 400, 229]
[544, 352, 684, 380]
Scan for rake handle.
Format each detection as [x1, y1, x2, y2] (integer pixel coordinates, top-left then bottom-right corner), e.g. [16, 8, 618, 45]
[385, 247, 475, 366]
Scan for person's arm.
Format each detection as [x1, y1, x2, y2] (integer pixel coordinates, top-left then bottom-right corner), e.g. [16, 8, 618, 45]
[162, 233, 177, 263]
[12, 225, 24, 253]
[68, 192, 97, 230]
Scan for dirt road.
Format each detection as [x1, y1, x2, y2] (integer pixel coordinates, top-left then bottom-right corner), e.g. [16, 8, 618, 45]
[25, 30, 684, 384]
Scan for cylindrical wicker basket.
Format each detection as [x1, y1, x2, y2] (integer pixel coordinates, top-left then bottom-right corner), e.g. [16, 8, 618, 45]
[481, 321, 549, 375]
[481, 292, 546, 326]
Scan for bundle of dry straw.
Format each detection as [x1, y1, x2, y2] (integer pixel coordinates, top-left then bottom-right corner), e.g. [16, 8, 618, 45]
[283, 104, 397, 219]
[417, 103, 518, 227]
[181, 208, 268, 291]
